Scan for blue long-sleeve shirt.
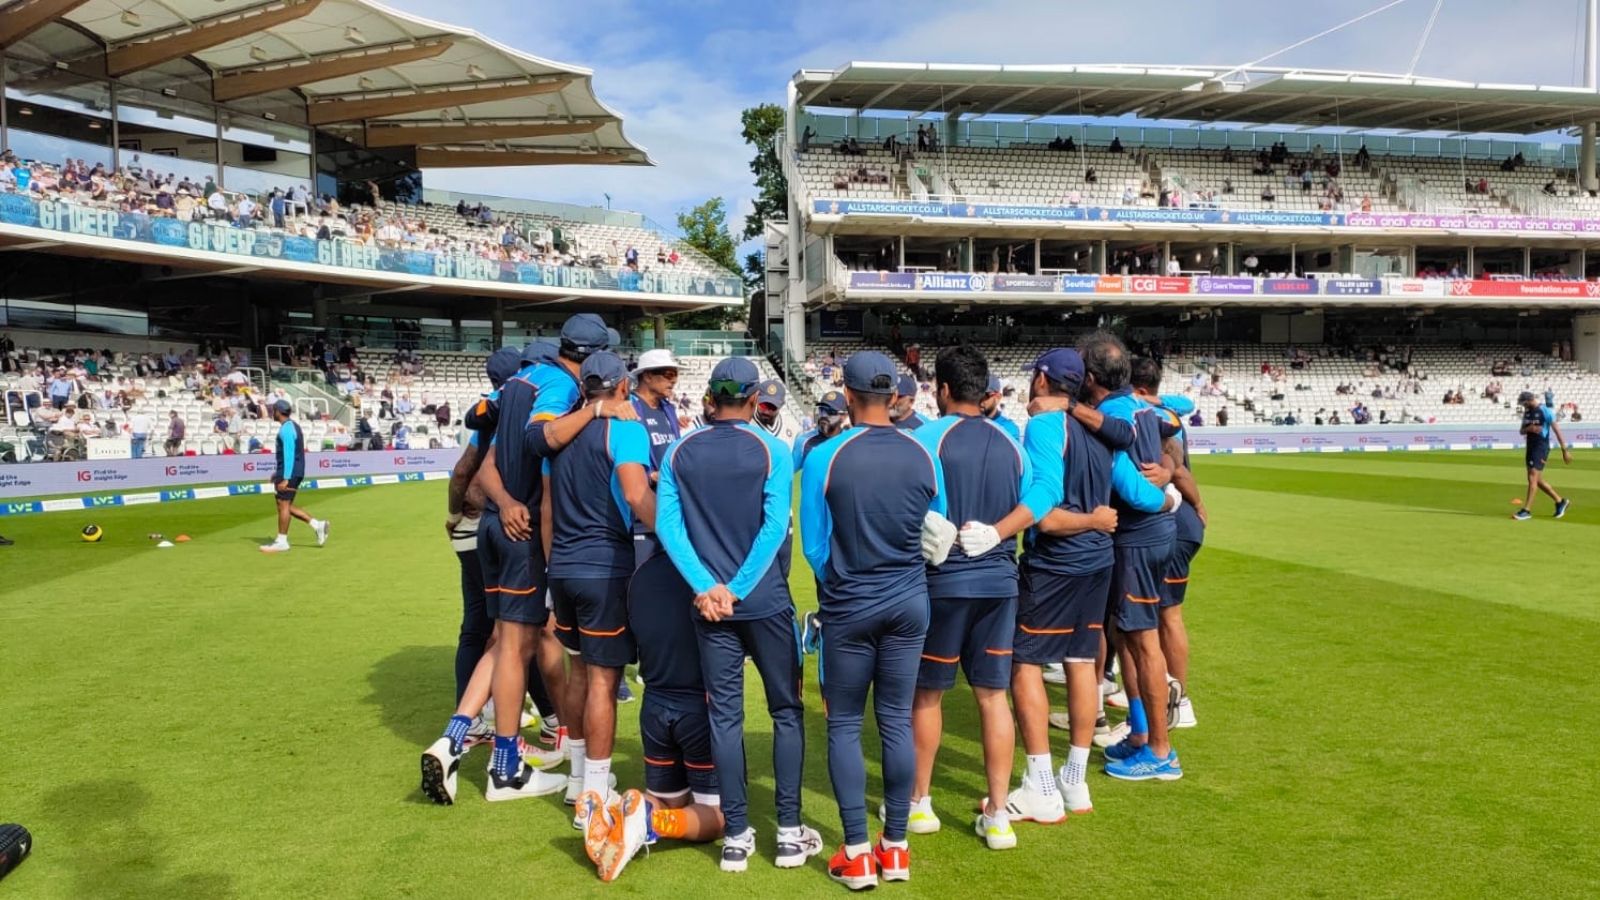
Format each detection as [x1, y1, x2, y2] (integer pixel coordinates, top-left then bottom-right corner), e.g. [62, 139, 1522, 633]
[1015, 411, 1117, 575]
[656, 419, 793, 619]
[791, 428, 832, 471]
[1100, 388, 1176, 549]
[484, 362, 580, 514]
[986, 411, 1022, 441]
[547, 418, 652, 578]
[915, 414, 1027, 599]
[800, 424, 945, 622]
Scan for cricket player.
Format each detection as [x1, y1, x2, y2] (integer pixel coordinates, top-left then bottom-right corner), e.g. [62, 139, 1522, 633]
[546, 350, 656, 820]
[792, 390, 848, 470]
[258, 398, 328, 553]
[890, 373, 927, 430]
[656, 357, 821, 873]
[981, 374, 1021, 441]
[1515, 390, 1571, 520]
[908, 346, 1028, 850]
[799, 351, 955, 890]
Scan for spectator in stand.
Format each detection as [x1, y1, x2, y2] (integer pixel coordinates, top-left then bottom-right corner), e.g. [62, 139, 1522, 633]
[47, 369, 73, 409]
[395, 393, 414, 416]
[1166, 256, 1182, 276]
[1109, 136, 1124, 153]
[1121, 185, 1136, 205]
[128, 409, 152, 459]
[392, 421, 411, 450]
[165, 410, 186, 456]
[1189, 410, 1203, 427]
[435, 401, 451, 429]
[1217, 408, 1230, 426]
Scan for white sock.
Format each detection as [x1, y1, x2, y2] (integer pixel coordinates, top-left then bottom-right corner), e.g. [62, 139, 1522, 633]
[1026, 753, 1057, 796]
[272, 533, 289, 545]
[983, 799, 1010, 830]
[881, 836, 908, 850]
[1098, 690, 1106, 718]
[309, 518, 323, 530]
[845, 842, 871, 859]
[567, 738, 586, 776]
[481, 698, 496, 724]
[1063, 745, 1090, 786]
[582, 756, 611, 797]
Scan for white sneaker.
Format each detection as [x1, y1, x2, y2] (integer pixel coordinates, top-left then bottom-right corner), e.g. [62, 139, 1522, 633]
[1041, 663, 1066, 685]
[461, 715, 493, 750]
[419, 737, 460, 805]
[313, 519, 330, 547]
[774, 825, 823, 868]
[259, 539, 290, 554]
[1048, 712, 1072, 731]
[485, 763, 566, 801]
[1104, 688, 1129, 710]
[1055, 768, 1093, 815]
[877, 796, 941, 834]
[563, 768, 611, 800]
[595, 789, 652, 882]
[1003, 778, 1065, 824]
[1174, 696, 1198, 728]
[720, 827, 756, 873]
[518, 736, 565, 771]
[974, 808, 1017, 850]
[1094, 720, 1131, 749]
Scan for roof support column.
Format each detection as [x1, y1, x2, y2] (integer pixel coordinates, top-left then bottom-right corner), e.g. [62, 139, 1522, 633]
[1582, 127, 1597, 193]
[784, 79, 807, 367]
[490, 299, 504, 348]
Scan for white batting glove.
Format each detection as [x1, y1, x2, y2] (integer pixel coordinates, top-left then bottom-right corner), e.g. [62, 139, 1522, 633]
[957, 522, 1002, 558]
[1164, 484, 1185, 514]
[920, 511, 958, 566]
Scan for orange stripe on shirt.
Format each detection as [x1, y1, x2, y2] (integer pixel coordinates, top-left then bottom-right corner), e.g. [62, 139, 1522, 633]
[1163, 577, 1189, 585]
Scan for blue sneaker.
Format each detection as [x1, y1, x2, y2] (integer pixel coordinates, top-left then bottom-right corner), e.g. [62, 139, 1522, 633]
[616, 679, 634, 703]
[1554, 498, 1571, 519]
[801, 611, 822, 656]
[1105, 745, 1183, 782]
[1103, 737, 1145, 762]
[1514, 509, 1533, 521]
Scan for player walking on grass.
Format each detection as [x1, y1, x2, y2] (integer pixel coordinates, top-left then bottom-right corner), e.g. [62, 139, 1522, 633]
[957, 348, 1164, 820]
[1516, 391, 1571, 521]
[259, 399, 327, 553]
[800, 351, 956, 891]
[656, 357, 821, 873]
[1130, 358, 1208, 730]
[546, 351, 656, 824]
[906, 346, 1027, 850]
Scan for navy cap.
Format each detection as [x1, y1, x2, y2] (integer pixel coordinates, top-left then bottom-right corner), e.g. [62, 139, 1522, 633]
[1032, 348, 1085, 390]
[816, 390, 847, 416]
[1518, 390, 1537, 403]
[606, 327, 622, 348]
[272, 398, 293, 416]
[757, 379, 787, 408]
[521, 339, 558, 366]
[579, 350, 629, 392]
[986, 374, 1002, 395]
[896, 374, 918, 398]
[560, 313, 611, 356]
[708, 357, 761, 397]
[487, 347, 522, 388]
[844, 352, 898, 394]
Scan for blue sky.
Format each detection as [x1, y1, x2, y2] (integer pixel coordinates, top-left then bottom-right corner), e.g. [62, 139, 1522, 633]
[386, 0, 1593, 239]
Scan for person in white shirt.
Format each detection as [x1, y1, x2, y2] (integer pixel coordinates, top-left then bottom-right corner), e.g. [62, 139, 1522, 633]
[1166, 257, 1182, 277]
[129, 411, 153, 459]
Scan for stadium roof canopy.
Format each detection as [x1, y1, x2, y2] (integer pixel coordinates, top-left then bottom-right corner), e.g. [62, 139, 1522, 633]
[793, 63, 1600, 136]
[2, 0, 650, 166]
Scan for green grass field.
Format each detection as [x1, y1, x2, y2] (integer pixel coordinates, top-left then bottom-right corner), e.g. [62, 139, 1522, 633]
[3, 451, 1599, 898]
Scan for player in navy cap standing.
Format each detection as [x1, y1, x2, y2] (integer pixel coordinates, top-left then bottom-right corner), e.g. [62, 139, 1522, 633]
[656, 357, 822, 873]
[259, 398, 327, 553]
[547, 350, 656, 822]
[981, 374, 1021, 441]
[754, 378, 789, 439]
[800, 351, 955, 890]
[792, 389, 849, 471]
[890, 374, 927, 430]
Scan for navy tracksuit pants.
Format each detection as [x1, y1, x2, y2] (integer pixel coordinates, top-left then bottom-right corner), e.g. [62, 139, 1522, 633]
[694, 608, 805, 837]
[820, 595, 929, 845]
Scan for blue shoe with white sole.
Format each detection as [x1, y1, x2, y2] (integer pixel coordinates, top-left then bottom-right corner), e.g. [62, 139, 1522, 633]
[1104, 745, 1183, 782]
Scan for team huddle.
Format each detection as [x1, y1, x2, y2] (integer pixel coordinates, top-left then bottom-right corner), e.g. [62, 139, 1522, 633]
[419, 313, 1207, 890]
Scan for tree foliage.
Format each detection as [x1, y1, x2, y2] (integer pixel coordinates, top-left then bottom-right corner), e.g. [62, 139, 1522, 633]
[669, 197, 744, 329]
[740, 103, 788, 242]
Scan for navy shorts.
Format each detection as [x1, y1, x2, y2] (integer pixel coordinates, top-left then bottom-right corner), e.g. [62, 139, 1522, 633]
[640, 691, 718, 800]
[1014, 565, 1111, 665]
[478, 513, 548, 626]
[1111, 543, 1168, 633]
[1159, 540, 1202, 609]
[918, 596, 1016, 690]
[274, 476, 302, 502]
[550, 575, 634, 667]
[1526, 443, 1550, 472]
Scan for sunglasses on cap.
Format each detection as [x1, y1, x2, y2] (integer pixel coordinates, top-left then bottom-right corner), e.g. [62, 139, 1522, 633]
[708, 378, 757, 398]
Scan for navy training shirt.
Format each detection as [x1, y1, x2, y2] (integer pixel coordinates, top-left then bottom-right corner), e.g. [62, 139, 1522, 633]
[800, 424, 946, 622]
[546, 418, 652, 579]
[1099, 388, 1176, 549]
[631, 394, 681, 469]
[893, 411, 928, 431]
[791, 428, 833, 471]
[1155, 403, 1205, 547]
[656, 419, 793, 620]
[485, 362, 581, 514]
[914, 414, 1028, 599]
[273, 419, 305, 482]
[1014, 411, 1120, 575]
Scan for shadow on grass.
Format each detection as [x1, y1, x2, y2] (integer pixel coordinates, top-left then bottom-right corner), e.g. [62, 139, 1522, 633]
[41, 779, 234, 899]
[366, 644, 456, 747]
